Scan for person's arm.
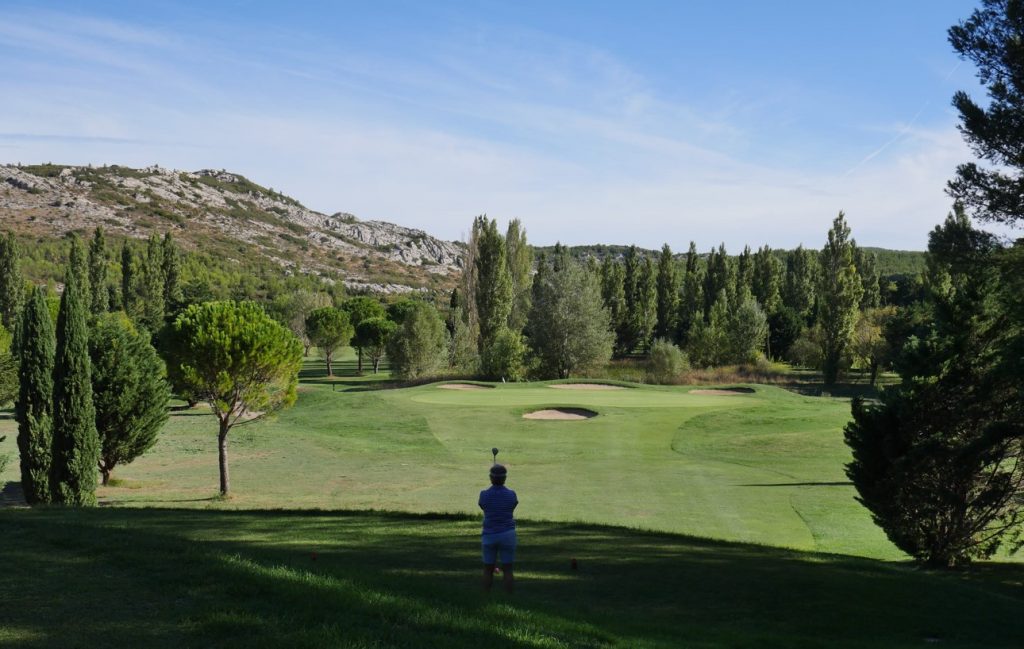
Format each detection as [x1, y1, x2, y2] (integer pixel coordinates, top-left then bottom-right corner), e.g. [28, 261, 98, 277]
[478, 490, 485, 510]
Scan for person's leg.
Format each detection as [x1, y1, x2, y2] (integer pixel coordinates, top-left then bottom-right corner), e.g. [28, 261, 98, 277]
[501, 563, 514, 593]
[482, 563, 496, 591]
[482, 534, 498, 592]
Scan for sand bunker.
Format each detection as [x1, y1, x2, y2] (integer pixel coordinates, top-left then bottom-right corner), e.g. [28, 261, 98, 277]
[548, 383, 625, 391]
[689, 387, 756, 396]
[522, 408, 598, 420]
[437, 383, 493, 391]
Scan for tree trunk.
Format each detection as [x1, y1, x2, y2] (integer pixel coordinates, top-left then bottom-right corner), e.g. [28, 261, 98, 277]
[325, 350, 334, 377]
[101, 467, 111, 486]
[373, 357, 380, 373]
[218, 419, 230, 496]
[357, 348, 363, 374]
[869, 361, 879, 386]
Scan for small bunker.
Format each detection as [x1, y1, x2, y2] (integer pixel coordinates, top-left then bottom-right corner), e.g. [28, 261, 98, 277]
[437, 383, 494, 390]
[522, 408, 598, 420]
[688, 387, 756, 396]
[548, 383, 625, 391]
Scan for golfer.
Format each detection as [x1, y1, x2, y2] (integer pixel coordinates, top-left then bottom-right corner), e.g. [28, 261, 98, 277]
[479, 463, 517, 593]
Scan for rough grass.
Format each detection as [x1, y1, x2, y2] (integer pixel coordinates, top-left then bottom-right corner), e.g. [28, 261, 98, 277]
[1, 507, 1022, 648]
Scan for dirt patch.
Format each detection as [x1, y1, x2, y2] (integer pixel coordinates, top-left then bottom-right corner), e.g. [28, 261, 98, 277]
[689, 387, 756, 396]
[437, 383, 493, 391]
[548, 383, 625, 391]
[522, 408, 598, 420]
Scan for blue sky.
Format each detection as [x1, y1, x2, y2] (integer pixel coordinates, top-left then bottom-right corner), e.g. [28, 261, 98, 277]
[0, 1, 993, 250]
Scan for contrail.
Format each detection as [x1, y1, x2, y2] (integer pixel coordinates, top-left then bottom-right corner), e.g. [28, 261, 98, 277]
[843, 101, 929, 178]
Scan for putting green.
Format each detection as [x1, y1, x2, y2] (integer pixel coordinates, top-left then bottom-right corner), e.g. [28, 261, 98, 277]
[411, 383, 762, 408]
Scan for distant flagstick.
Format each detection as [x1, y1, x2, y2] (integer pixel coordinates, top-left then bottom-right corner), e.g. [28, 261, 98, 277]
[492, 447, 499, 465]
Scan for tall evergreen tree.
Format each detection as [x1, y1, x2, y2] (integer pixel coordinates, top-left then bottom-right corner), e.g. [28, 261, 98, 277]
[87, 227, 109, 315]
[677, 242, 704, 346]
[140, 234, 166, 333]
[121, 242, 141, 320]
[637, 256, 658, 352]
[52, 237, 100, 505]
[0, 231, 24, 330]
[654, 244, 680, 341]
[90, 313, 169, 485]
[947, 0, 1024, 224]
[703, 244, 730, 319]
[504, 219, 532, 334]
[162, 232, 183, 317]
[14, 287, 55, 505]
[817, 213, 864, 385]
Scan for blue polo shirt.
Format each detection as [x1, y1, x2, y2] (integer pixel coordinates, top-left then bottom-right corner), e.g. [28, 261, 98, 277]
[479, 485, 518, 535]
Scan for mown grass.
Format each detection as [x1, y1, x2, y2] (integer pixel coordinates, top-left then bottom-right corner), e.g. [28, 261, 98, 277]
[1, 351, 1021, 647]
[1, 507, 1022, 649]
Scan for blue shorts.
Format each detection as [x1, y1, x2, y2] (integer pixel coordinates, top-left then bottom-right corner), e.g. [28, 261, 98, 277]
[481, 529, 517, 565]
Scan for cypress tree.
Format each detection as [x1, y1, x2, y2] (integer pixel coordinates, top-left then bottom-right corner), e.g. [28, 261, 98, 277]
[504, 219, 532, 334]
[121, 242, 141, 319]
[818, 213, 864, 386]
[162, 232, 183, 318]
[88, 227, 110, 315]
[0, 231, 24, 330]
[52, 237, 100, 505]
[14, 287, 56, 505]
[141, 234, 166, 333]
[473, 216, 513, 356]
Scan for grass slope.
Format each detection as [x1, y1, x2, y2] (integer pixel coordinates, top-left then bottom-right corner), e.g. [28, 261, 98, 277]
[1, 508, 1022, 649]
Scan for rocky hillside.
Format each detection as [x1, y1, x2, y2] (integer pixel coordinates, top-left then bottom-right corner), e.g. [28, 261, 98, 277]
[1, 163, 465, 293]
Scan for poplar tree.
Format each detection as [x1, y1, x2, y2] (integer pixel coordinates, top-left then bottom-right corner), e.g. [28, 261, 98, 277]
[0, 231, 24, 330]
[87, 227, 109, 315]
[654, 244, 680, 341]
[783, 245, 818, 323]
[637, 256, 658, 352]
[853, 245, 881, 309]
[504, 219, 532, 334]
[751, 245, 782, 314]
[15, 287, 55, 505]
[703, 244, 730, 319]
[473, 216, 513, 365]
[52, 236, 100, 505]
[677, 242, 704, 346]
[817, 213, 864, 385]
[599, 256, 627, 355]
[735, 245, 753, 298]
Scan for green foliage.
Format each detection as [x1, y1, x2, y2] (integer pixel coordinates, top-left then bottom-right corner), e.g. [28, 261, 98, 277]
[647, 338, 689, 384]
[446, 306, 479, 374]
[0, 323, 16, 407]
[688, 290, 730, 368]
[52, 238, 100, 506]
[786, 326, 824, 369]
[618, 246, 656, 354]
[479, 327, 527, 381]
[341, 296, 387, 372]
[354, 316, 396, 374]
[140, 234, 166, 333]
[767, 305, 804, 360]
[165, 301, 303, 495]
[386, 301, 447, 380]
[845, 209, 1024, 567]
[121, 242, 141, 320]
[947, 0, 1024, 224]
[161, 232, 183, 317]
[15, 288, 55, 505]
[504, 219, 532, 333]
[305, 307, 353, 377]
[654, 244, 680, 341]
[0, 231, 25, 330]
[268, 289, 331, 354]
[473, 216, 513, 355]
[728, 294, 769, 364]
[817, 213, 864, 385]
[850, 307, 896, 385]
[527, 256, 614, 379]
[783, 245, 818, 323]
[87, 227, 110, 315]
[751, 245, 782, 314]
[89, 313, 169, 485]
[599, 255, 627, 354]
[677, 242, 704, 346]
[854, 245, 881, 309]
[703, 244, 732, 318]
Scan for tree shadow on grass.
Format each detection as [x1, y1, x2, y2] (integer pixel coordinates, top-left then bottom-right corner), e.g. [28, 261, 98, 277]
[738, 481, 854, 487]
[1, 508, 1022, 648]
